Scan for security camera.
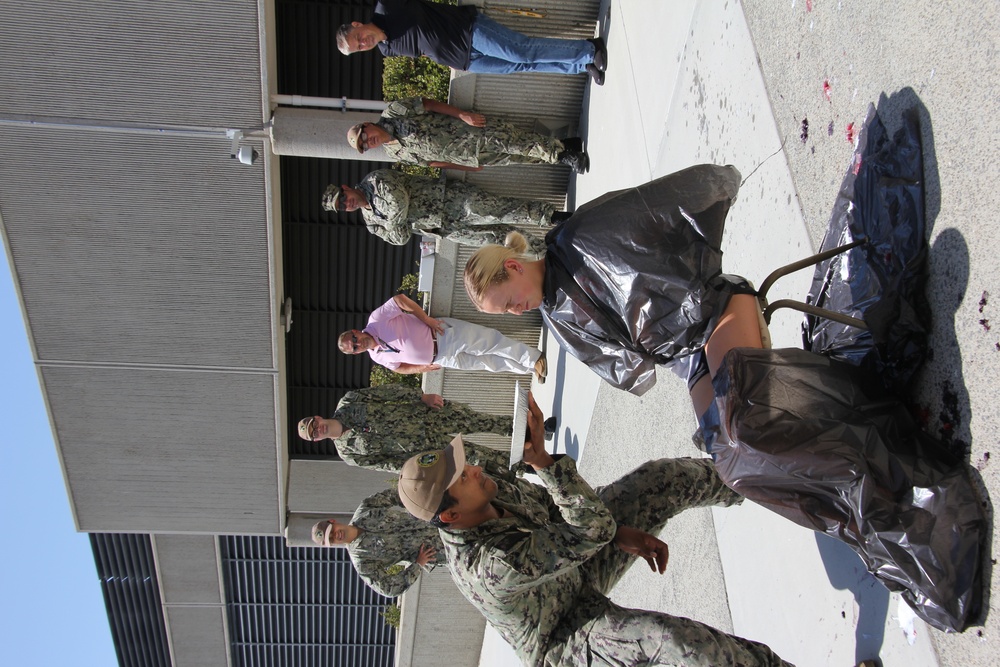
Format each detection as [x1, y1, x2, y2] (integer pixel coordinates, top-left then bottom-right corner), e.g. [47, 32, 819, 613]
[236, 145, 258, 165]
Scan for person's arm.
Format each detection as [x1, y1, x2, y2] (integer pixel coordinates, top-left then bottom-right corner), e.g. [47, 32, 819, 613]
[392, 293, 445, 335]
[487, 395, 616, 583]
[350, 547, 425, 598]
[393, 362, 442, 374]
[613, 525, 669, 574]
[335, 435, 406, 473]
[420, 393, 445, 409]
[428, 162, 484, 172]
[366, 217, 412, 246]
[421, 98, 486, 127]
[366, 174, 413, 245]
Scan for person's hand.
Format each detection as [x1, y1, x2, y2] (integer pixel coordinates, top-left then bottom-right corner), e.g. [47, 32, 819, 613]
[523, 393, 555, 470]
[425, 317, 446, 335]
[459, 111, 487, 127]
[415, 543, 437, 567]
[421, 393, 445, 410]
[614, 526, 669, 574]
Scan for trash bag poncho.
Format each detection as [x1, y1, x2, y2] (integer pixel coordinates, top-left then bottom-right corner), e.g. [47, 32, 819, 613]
[541, 164, 742, 395]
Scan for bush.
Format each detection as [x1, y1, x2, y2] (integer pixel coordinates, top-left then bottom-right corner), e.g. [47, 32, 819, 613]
[382, 55, 451, 103]
[381, 603, 402, 630]
[369, 364, 420, 389]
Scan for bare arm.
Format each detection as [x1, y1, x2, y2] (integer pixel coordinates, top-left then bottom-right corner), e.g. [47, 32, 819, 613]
[428, 161, 484, 172]
[392, 293, 445, 334]
[393, 362, 442, 375]
[422, 98, 486, 127]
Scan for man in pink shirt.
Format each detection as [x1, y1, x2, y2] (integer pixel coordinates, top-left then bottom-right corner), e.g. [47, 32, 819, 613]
[339, 293, 546, 380]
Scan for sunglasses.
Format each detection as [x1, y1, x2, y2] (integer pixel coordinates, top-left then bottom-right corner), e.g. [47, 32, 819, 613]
[357, 123, 370, 152]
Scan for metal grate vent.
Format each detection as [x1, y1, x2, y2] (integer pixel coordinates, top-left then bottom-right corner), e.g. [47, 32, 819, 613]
[90, 533, 171, 667]
[221, 535, 395, 667]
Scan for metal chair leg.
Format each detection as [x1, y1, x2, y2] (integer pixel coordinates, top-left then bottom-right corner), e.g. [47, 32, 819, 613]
[756, 238, 869, 330]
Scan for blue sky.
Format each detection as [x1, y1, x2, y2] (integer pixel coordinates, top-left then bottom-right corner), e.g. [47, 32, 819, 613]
[0, 241, 119, 665]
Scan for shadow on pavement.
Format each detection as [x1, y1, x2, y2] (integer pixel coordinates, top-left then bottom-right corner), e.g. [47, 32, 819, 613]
[814, 533, 888, 663]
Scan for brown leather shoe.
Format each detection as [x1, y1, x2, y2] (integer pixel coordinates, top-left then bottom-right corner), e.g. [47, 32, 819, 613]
[534, 356, 547, 384]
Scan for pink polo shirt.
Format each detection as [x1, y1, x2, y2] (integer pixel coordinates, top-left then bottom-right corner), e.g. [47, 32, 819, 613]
[364, 297, 434, 370]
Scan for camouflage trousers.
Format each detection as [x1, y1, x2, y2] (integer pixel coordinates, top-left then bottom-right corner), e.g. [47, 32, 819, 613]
[429, 400, 513, 439]
[477, 122, 564, 166]
[569, 458, 793, 667]
[439, 181, 554, 254]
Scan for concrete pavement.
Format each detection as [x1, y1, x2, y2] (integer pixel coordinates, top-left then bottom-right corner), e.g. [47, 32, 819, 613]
[479, 2, 996, 665]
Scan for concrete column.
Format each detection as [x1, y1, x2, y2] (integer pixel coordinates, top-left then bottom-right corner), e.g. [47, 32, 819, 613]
[269, 106, 394, 161]
[287, 459, 396, 513]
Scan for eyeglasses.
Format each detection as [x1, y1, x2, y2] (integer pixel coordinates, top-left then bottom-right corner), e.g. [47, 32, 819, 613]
[351, 333, 359, 351]
[304, 417, 317, 440]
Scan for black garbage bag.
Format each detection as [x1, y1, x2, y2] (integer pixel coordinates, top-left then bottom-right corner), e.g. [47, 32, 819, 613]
[542, 164, 741, 395]
[803, 104, 930, 392]
[701, 347, 985, 633]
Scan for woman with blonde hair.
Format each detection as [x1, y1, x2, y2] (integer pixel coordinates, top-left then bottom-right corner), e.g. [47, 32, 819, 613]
[463, 145, 985, 633]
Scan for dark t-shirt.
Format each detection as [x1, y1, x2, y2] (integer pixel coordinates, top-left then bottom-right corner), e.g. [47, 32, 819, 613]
[373, 0, 478, 70]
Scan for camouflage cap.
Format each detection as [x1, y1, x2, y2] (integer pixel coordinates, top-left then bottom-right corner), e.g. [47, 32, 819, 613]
[398, 436, 466, 521]
[297, 417, 314, 441]
[321, 184, 342, 211]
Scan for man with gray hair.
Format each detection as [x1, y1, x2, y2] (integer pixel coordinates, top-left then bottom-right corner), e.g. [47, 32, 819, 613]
[338, 293, 547, 380]
[322, 169, 570, 253]
[396, 396, 793, 667]
[336, 0, 607, 84]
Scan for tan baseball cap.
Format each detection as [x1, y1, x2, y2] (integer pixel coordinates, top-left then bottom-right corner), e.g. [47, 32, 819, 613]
[398, 436, 466, 521]
[321, 184, 342, 211]
[297, 417, 314, 441]
[311, 520, 333, 547]
[346, 123, 366, 154]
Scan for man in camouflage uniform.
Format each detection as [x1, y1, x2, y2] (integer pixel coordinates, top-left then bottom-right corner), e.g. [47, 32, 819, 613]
[297, 384, 513, 473]
[397, 396, 793, 667]
[312, 487, 443, 598]
[346, 97, 589, 173]
[322, 169, 567, 254]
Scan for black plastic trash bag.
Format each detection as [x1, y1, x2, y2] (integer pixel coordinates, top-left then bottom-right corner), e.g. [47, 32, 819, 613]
[542, 164, 741, 395]
[700, 106, 985, 632]
[803, 104, 930, 393]
[701, 347, 984, 633]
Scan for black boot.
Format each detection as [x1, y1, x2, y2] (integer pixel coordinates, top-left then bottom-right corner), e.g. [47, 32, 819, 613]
[586, 63, 605, 86]
[589, 37, 607, 72]
[561, 137, 583, 153]
[558, 150, 590, 174]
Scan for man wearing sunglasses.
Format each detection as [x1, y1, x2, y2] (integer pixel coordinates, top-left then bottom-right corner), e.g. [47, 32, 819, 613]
[321, 169, 571, 253]
[346, 97, 590, 174]
[336, 0, 607, 85]
[337, 293, 547, 380]
[296, 384, 517, 473]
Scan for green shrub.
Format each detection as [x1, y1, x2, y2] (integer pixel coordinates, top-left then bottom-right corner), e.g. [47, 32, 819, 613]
[381, 603, 402, 630]
[382, 55, 451, 103]
[369, 364, 420, 389]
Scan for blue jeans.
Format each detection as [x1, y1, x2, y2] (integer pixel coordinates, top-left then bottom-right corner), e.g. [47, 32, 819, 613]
[467, 13, 594, 75]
